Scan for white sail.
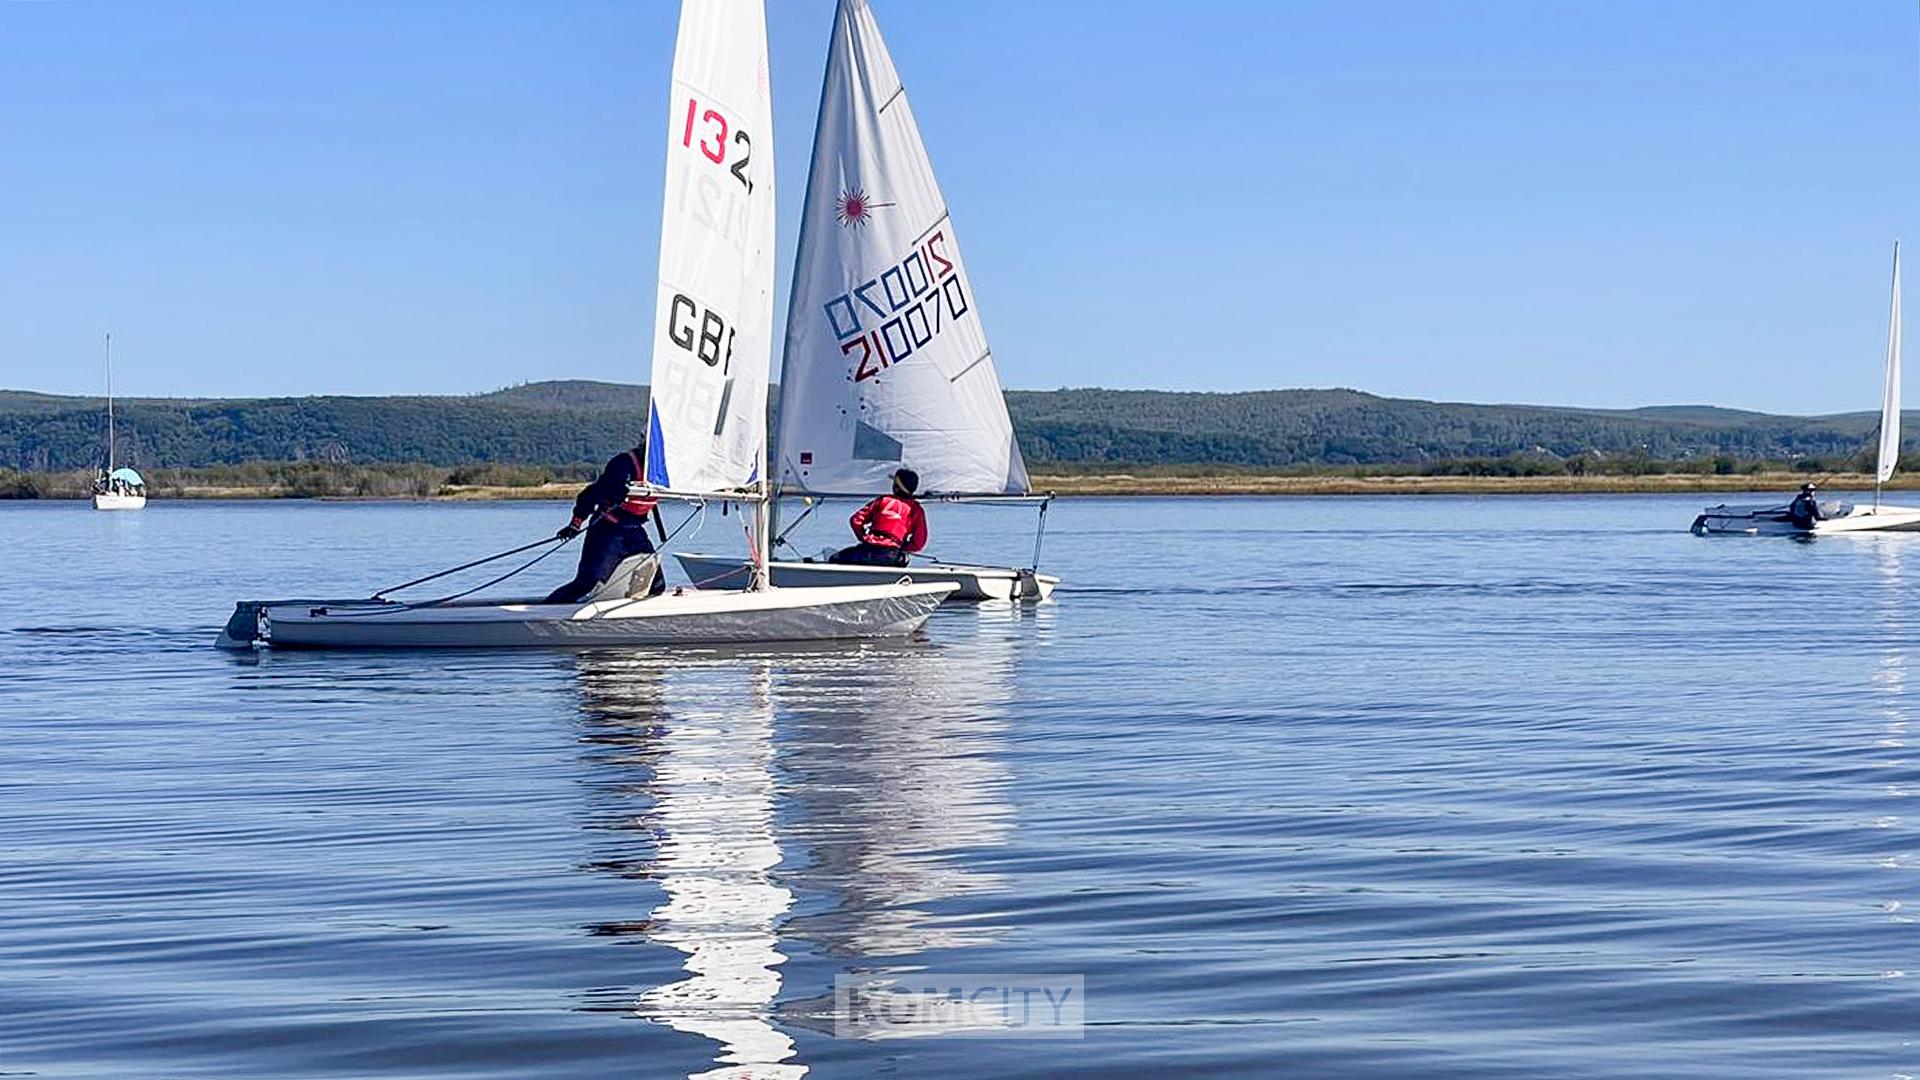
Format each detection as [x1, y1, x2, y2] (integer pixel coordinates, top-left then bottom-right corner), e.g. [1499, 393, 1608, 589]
[774, 0, 1029, 498]
[644, 0, 777, 496]
[1880, 241, 1903, 486]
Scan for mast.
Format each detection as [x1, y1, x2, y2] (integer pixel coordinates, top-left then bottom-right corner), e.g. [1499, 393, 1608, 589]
[1879, 241, 1903, 508]
[762, 3, 847, 565]
[752, 450, 772, 590]
[105, 333, 114, 473]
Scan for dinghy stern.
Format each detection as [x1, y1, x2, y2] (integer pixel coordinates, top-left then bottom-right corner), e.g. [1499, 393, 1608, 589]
[216, 602, 268, 650]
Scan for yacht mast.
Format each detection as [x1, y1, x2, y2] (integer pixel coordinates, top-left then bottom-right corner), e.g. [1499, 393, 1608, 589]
[105, 333, 115, 473]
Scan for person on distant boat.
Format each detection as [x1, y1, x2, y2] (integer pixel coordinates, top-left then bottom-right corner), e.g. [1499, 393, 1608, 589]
[1788, 482, 1825, 529]
[544, 446, 666, 603]
[828, 467, 928, 568]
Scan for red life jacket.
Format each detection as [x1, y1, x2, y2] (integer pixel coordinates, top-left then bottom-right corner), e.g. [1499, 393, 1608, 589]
[854, 495, 918, 548]
[612, 449, 657, 520]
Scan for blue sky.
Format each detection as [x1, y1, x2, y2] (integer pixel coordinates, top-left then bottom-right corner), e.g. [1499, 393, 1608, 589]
[2, 0, 1916, 412]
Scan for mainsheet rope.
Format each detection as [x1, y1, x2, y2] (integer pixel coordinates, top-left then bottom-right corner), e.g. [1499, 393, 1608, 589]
[363, 506, 710, 613]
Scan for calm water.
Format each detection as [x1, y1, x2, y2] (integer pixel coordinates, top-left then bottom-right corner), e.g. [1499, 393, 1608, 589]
[2, 494, 1917, 1078]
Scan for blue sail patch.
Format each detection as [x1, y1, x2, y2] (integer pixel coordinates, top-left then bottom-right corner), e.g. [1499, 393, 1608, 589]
[646, 401, 671, 488]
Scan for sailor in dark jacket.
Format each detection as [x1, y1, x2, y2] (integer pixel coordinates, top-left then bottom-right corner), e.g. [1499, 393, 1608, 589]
[545, 447, 666, 603]
[1788, 483, 1824, 530]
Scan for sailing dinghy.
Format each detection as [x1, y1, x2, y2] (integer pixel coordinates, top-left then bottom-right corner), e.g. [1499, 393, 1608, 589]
[1694, 243, 1920, 536]
[675, 0, 1059, 603]
[217, 0, 954, 649]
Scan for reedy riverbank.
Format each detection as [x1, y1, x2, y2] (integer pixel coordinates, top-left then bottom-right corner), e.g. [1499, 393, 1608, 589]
[1, 462, 1906, 499]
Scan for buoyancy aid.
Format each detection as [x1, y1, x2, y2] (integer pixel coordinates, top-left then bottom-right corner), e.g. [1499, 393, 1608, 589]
[852, 495, 918, 548]
[574, 449, 658, 529]
[612, 449, 657, 520]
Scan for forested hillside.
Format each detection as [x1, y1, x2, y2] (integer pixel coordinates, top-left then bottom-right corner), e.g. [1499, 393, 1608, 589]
[0, 381, 1898, 472]
[1002, 389, 1881, 466]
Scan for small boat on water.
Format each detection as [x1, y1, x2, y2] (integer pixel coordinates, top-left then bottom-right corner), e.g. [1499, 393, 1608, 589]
[219, 0, 956, 649]
[91, 334, 146, 511]
[678, 550, 1053, 603]
[216, 580, 950, 650]
[92, 467, 147, 511]
[1694, 242, 1920, 536]
[675, 0, 1058, 603]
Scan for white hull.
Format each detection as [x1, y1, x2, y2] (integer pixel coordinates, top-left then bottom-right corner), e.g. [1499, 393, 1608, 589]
[1692, 502, 1920, 536]
[675, 553, 1058, 602]
[1813, 504, 1920, 533]
[91, 492, 146, 511]
[217, 582, 956, 650]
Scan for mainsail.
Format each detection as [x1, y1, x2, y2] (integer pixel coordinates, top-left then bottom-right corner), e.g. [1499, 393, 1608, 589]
[1879, 241, 1903, 487]
[774, 0, 1030, 498]
[644, 0, 777, 496]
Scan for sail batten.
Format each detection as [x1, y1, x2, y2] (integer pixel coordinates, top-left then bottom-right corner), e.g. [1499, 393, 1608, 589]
[775, 0, 1030, 499]
[1879, 241, 1903, 487]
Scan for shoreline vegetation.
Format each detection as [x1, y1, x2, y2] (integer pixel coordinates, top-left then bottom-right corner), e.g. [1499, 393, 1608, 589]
[1, 460, 1912, 500]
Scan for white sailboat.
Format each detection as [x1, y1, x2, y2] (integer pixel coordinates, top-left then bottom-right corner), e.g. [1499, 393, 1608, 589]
[217, 0, 953, 649]
[90, 334, 147, 511]
[1693, 242, 1920, 536]
[676, 0, 1058, 603]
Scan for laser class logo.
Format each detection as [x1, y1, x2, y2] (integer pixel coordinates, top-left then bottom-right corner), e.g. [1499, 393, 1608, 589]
[834, 187, 894, 228]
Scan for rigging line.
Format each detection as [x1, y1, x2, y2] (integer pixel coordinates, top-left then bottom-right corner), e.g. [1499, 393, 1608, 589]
[773, 497, 821, 547]
[372, 535, 570, 599]
[1805, 438, 1875, 493]
[653, 504, 709, 552]
[347, 536, 580, 615]
[365, 507, 713, 615]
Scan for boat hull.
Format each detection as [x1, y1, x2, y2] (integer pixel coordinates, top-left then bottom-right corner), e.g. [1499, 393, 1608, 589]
[1691, 502, 1920, 536]
[217, 582, 957, 650]
[675, 553, 1058, 602]
[92, 492, 146, 511]
[1812, 505, 1920, 533]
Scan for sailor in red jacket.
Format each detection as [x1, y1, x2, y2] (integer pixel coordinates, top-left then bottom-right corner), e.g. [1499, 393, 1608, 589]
[829, 467, 927, 568]
[544, 445, 665, 603]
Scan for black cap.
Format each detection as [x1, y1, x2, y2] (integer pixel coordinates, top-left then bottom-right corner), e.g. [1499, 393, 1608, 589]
[892, 467, 919, 495]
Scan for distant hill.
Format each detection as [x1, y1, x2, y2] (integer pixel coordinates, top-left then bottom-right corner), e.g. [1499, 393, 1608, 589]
[0, 380, 1898, 472]
[476, 380, 651, 411]
[1003, 388, 1884, 467]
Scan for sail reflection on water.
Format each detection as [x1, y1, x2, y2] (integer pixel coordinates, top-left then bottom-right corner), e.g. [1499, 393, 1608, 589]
[774, 623, 1018, 959]
[1871, 541, 1916, 929]
[574, 653, 806, 1080]
[570, 610, 1028, 1060]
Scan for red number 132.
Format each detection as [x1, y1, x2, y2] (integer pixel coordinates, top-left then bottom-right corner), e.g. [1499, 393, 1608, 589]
[682, 97, 729, 164]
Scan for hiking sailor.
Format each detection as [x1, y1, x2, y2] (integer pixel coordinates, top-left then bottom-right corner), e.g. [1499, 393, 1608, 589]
[545, 446, 666, 603]
[1788, 483, 1825, 530]
[828, 467, 928, 568]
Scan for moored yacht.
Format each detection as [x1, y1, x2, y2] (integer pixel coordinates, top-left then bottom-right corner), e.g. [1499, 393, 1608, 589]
[91, 334, 146, 511]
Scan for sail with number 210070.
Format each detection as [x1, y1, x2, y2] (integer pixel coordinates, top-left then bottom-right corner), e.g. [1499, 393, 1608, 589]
[773, 0, 1029, 499]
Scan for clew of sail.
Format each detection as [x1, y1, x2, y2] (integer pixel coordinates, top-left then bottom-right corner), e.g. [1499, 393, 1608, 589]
[774, 0, 1029, 498]
[644, 0, 777, 497]
[1879, 241, 1903, 487]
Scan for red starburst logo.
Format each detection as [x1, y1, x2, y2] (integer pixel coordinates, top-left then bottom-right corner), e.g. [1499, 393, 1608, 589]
[834, 187, 893, 228]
